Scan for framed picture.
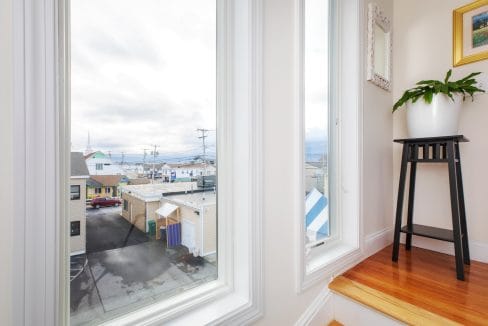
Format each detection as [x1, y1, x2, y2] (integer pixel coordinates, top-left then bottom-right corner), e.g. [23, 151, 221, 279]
[453, 0, 488, 66]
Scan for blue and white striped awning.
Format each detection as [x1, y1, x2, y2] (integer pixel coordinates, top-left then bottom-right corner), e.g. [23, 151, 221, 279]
[305, 188, 329, 242]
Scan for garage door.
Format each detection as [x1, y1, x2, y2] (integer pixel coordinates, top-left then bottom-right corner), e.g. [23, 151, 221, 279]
[181, 218, 197, 255]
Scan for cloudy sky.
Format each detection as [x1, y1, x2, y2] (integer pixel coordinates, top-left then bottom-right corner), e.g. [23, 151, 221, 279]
[305, 0, 329, 144]
[71, 0, 216, 156]
[71, 0, 327, 157]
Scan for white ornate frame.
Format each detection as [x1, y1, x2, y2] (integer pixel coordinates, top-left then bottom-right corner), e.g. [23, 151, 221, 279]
[367, 3, 392, 91]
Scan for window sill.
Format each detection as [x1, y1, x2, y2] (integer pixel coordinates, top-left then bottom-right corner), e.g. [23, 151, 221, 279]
[300, 242, 362, 292]
[307, 242, 358, 274]
[101, 279, 261, 326]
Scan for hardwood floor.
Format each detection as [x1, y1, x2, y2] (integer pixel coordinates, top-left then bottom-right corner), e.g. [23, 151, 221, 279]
[333, 245, 488, 325]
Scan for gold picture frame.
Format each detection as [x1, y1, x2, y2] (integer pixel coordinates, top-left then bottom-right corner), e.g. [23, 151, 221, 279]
[453, 0, 488, 66]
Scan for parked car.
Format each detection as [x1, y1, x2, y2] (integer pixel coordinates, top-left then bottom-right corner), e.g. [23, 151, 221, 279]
[90, 197, 122, 208]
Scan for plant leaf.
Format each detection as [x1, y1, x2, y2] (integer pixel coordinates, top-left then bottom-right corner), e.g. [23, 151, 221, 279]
[392, 70, 485, 113]
[444, 69, 452, 83]
[424, 90, 433, 104]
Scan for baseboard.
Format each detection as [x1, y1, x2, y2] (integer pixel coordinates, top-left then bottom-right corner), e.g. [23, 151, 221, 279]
[401, 234, 488, 263]
[364, 227, 393, 257]
[294, 286, 334, 326]
[364, 227, 488, 264]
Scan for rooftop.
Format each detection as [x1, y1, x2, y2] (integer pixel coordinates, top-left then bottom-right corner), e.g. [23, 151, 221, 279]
[88, 175, 122, 187]
[71, 152, 89, 177]
[120, 182, 198, 202]
[164, 191, 216, 209]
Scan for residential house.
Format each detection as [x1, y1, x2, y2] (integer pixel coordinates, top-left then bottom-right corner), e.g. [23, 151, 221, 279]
[305, 162, 327, 194]
[85, 151, 124, 176]
[70, 152, 89, 255]
[119, 182, 197, 232]
[86, 175, 123, 200]
[161, 162, 217, 182]
[156, 191, 216, 257]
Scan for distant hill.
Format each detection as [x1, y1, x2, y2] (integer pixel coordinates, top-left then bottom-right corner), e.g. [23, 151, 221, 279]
[305, 139, 328, 162]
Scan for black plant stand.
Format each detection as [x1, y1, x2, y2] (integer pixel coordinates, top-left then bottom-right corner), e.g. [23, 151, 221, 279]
[392, 135, 470, 281]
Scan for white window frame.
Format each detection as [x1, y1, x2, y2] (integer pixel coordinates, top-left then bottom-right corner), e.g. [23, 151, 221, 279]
[296, 0, 364, 292]
[12, 0, 263, 324]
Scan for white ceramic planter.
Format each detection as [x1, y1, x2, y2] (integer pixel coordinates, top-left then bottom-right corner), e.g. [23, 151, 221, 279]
[406, 93, 463, 138]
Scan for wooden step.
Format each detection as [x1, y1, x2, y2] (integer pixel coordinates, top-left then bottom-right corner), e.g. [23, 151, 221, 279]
[329, 276, 460, 326]
[327, 320, 343, 326]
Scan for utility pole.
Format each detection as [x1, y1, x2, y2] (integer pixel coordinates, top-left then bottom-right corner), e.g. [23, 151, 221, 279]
[196, 128, 210, 166]
[151, 145, 159, 183]
[196, 128, 211, 190]
[121, 152, 125, 166]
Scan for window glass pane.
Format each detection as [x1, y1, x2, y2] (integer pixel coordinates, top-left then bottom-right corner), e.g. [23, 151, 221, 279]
[69, 1, 217, 324]
[304, 0, 329, 249]
[71, 221, 81, 236]
[71, 185, 81, 200]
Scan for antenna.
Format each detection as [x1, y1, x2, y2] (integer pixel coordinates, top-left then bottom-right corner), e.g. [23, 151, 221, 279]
[85, 131, 93, 155]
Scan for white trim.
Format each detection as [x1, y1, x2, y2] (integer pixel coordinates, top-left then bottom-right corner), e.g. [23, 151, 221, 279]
[401, 235, 488, 264]
[296, 0, 364, 292]
[70, 175, 89, 179]
[69, 250, 85, 257]
[13, 0, 63, 325]
[332, 293, 404, 325]
[294, 286, 334, 326]
[364, 227, 393, 257]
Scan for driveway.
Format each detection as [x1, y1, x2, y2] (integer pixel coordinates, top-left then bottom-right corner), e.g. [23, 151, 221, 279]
[86, 206, 149, 253]
[70, 207, 217, 326]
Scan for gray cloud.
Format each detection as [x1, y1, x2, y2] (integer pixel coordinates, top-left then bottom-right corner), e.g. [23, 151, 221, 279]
[71, 0, 216, 155]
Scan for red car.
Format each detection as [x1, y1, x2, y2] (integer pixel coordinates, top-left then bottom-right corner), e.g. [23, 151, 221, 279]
[90, 197, 122, 208]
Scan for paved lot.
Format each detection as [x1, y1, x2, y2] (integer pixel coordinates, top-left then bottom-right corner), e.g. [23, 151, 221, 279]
[86, 207, 149, 253]
[70, 207, 217, 326]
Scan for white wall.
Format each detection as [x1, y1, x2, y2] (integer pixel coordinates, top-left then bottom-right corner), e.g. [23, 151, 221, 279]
[258, 1, 326, 323]
[362, 0, 394, 239]
[393, 0, 488, 260]
[0, 0, 395, 324]
[0, 0, 13, 325]
[255, 0, 393, 324]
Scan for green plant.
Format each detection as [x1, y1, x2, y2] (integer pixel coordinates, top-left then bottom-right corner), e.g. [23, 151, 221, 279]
[392, 70, 485, 113]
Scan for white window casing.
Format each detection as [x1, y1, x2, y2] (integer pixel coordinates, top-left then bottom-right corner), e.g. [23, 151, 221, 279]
[12, 0, 263, 325]
[296, 0, 364, 292]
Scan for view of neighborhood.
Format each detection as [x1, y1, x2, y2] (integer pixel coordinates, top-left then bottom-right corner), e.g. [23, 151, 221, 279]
[70, 146, 218, 325]
[304, 0, 330, 248]
[69, 0, 328, 324]
[69, 0, 218, 324]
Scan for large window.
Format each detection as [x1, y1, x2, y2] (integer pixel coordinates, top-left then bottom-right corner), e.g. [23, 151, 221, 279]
[304, 0, 330, 251]
[299, 0, 361, 290]
[14, 0, 261, 323]
[69, 1, 217, 324]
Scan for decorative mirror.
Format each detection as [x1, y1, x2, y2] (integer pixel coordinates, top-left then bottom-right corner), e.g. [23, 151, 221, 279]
[367, 3, 392, 91]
